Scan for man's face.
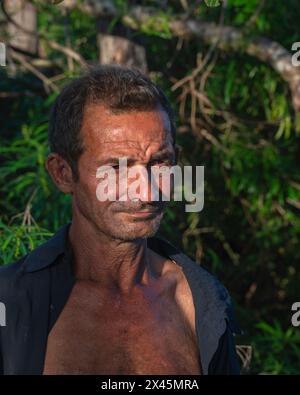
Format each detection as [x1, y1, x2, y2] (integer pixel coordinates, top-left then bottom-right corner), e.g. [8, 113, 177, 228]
[72, 103, 176, 241]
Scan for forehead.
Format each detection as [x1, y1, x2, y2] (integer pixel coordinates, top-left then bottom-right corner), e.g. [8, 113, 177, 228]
[81, 103, 173, 156]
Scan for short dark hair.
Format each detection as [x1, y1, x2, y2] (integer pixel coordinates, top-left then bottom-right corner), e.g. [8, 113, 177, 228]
[48, 64, 177, 181]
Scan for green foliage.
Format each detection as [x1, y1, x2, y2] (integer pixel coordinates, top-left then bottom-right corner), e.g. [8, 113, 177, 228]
[0, 220, 53, 265]
[204, 0, 222, 7]
[0, 120, 72, 245]
[250, 321, 300, 374]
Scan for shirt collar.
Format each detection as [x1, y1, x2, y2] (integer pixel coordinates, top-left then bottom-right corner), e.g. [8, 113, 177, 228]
[23, 222, 72, 273]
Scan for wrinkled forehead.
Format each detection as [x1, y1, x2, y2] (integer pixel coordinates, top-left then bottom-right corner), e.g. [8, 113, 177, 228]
[81, 103, 173, 156]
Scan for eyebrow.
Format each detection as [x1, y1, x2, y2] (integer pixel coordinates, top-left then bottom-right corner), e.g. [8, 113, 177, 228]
[96, 157, 135, 167]
[96, 149, 174, 167]
[149, 149, 175, 162]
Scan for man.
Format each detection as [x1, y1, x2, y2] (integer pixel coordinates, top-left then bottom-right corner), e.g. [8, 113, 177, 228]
[0, 65, 241, 375]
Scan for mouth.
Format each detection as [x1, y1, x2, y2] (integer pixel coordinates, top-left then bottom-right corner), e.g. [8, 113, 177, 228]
[124, 209, 162, 219]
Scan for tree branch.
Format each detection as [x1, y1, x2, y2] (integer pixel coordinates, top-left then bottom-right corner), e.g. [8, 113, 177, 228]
[123, 6, 300, 114]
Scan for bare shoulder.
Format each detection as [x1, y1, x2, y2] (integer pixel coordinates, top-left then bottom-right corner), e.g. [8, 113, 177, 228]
[149, 248, 197, 335]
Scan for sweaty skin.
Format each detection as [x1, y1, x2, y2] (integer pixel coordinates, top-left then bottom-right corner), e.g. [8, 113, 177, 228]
[43, 103, 202, 374]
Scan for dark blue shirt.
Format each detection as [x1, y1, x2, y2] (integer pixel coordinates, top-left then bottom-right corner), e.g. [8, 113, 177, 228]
[0, 222, 241, 375]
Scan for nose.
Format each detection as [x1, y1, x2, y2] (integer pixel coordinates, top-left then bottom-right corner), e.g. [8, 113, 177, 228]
[127, 165, 153, 202]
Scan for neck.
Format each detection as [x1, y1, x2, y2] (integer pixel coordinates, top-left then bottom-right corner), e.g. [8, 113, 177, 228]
[68, 215, 158, 295]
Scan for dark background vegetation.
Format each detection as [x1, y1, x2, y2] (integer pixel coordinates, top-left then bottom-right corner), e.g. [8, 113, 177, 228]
[0, 0, 300, 374]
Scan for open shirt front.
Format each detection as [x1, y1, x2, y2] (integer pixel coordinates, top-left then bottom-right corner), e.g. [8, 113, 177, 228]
[0, 222, 241, 375]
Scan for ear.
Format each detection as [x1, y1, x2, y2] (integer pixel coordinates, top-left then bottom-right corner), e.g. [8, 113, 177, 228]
[45, 153, 75, 194]
[174, 143, 182, 164]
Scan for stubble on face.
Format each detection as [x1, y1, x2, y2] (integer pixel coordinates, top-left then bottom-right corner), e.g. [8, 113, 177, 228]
[72, 103, 175, 242]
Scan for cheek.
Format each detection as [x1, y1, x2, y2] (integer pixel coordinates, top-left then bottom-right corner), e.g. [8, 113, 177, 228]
[74, 171, 101, 206]
[77, 157, 101, 195]
[152, 169, 174, 199]
[75, 179, 113, 222]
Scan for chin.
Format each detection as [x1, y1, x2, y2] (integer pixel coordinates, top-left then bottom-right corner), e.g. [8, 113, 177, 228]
[110, 220, 161, 241]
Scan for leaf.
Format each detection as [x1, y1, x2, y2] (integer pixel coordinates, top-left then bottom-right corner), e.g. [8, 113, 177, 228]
[204, 0, 221, 7]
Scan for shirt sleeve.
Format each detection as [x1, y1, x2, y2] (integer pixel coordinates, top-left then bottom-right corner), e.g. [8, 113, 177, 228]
[208, 320, 241, 375]
[0, 334, 3, 375]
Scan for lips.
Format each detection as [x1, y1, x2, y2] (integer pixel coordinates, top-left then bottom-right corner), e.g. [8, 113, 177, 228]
[125, 209, 162, 218]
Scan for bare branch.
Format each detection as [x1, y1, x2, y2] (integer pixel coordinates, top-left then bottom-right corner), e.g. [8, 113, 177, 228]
[9, 48, 59, 93]
[47, 40, 88, 69]
[123, 6, 300, 114]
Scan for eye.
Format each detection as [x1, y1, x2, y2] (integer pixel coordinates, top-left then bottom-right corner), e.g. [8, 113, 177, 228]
[151, 159, 173, 167]
[151, 160, 163, 166]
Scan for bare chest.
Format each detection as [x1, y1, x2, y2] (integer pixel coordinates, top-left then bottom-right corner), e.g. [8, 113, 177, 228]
[42, 279, 202, 375]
